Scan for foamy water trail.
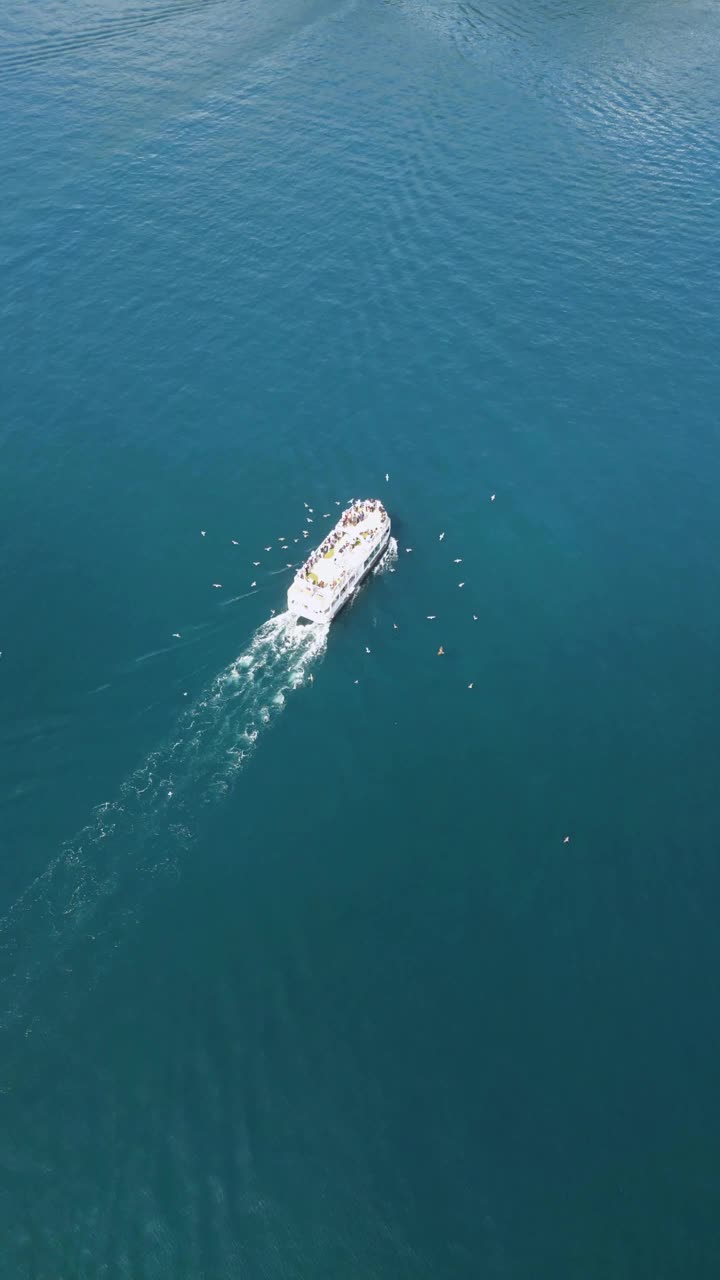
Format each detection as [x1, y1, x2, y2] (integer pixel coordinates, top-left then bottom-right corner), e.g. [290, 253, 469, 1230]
[374, 535, 398, 574]
[0, 612, 328, 1040]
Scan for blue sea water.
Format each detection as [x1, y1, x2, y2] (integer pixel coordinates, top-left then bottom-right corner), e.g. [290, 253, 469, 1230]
[1, 0, 720, 1274]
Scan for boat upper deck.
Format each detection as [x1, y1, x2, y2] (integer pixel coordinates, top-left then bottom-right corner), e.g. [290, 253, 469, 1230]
[289, 499, 389, 612]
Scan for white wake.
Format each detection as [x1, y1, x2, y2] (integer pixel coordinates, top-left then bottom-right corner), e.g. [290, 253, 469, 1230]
[0, 612, 328, 1039]
[374, 535, 398, 575]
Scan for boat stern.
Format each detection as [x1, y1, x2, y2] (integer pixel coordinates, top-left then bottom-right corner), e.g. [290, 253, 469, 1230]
[287, 581, 334, 624]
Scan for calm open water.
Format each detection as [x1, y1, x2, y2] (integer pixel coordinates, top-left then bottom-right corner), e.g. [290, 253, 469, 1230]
[2, 0, 720, 1275]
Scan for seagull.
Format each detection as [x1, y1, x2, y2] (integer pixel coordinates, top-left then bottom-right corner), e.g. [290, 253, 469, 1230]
[335, 500, 341, 505]
[458, 582, 465, 588]
[365, 646, 371, 654]
[491, 494, 496, 502]
[253, 561, 260, 566]
[303, 531, 309, 537]
[308, 508, 314, 513]
[437, 645, 445, 656]
[468, 682, 474, 689]
[286, 563, 293, 568]
[439, 532, 445, 541]
[270, 608, 276, 616]
[453, 558, 462, 564]
[304, 502, 309, 508]
[251, 581, 257, 587]
[264, 546, 272, 551]
[200, 530, 206, 537]
[172, 633, 181, 639]
[307, 517, 313, 523]
[277, 536, 286, 541]
[426, 615, 436, 620]
[385, 473, 389, 482]
[354, 679, 359, 684]
[405, 547, 413, 553]
[212, 583, 222, 588]
[393, 622, 398, 629]
[473, 614, 478, 621]
[323, 513, 330, 518]
[563, 835, 571, 844]
[294, 538, 299, 543]
[232, 540, 239, 546]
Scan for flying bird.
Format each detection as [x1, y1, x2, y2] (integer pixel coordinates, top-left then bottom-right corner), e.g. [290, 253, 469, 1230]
[253, 561, 260, 566]
[212, 583, 222, 588]
[335, 500, 341, 505]
[405, 547, 413, 553]
[231, 540, 239, 545]
[473, 614, 478, 621]
[426, 615, 436, 620]
[264, 546, 272, 551]
[439, 532, 445, 541]
[437, 645, 445, 656]
[365, 646, 371, 654]
[172, 633, 181, 639]
[458, 582, 465, 588]
[563, 835, 571, 844]
[453, 558, 462, 564]
[200, 530, 206, 537]
[491, 494, 496, 502]
[385, 473, 389, 482]
[393, 623, 398, 629]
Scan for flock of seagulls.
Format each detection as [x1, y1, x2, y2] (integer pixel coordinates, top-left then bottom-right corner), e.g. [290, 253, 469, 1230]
[196, 492, 498, 667]
[163, 486, 571, 839]
[356, 513, 492, 687]
[196, 498, 373, 603]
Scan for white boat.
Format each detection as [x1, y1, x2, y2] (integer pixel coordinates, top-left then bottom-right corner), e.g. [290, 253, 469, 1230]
[287, 498, 391, 623]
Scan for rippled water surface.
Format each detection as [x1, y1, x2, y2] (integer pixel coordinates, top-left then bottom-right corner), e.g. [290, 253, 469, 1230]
[2, 1, 719, 1275]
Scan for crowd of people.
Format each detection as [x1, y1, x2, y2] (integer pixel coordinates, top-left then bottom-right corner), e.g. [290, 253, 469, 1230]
[342, 498, 384, 528]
